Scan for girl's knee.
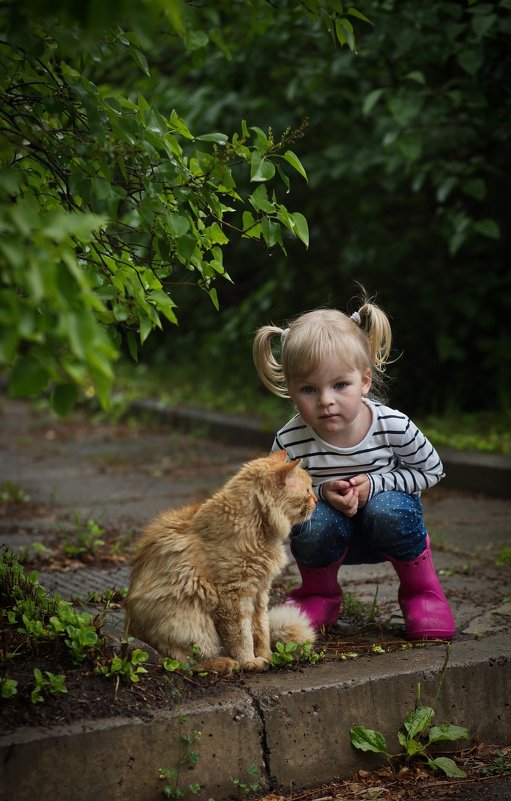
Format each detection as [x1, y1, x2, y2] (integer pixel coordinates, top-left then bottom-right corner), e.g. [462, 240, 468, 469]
[364, 491, 423, 528]
[362, 491, 427, 560]
[290, 500, 351, 567]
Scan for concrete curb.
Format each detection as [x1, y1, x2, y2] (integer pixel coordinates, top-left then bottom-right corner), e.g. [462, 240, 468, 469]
[2, 634, 510, 801]
[130, 399, 511, 499]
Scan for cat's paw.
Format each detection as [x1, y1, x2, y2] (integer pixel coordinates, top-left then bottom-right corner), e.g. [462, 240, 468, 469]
[254, 648, 273, 662]
[240, 656, 269, 672]
[199, 656, 240, 676]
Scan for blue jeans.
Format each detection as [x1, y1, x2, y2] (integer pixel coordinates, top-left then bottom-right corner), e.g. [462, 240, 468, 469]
[290, 491, 428, 568]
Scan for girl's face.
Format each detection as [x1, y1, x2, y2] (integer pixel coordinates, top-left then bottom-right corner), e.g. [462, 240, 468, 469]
[288, 357, 372, 447]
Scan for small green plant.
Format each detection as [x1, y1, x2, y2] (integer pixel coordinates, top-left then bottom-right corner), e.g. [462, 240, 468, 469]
[270, 640, 324, 667]
[162, 644, 204, 676]
[62, 514, 105, 558]
[342, 590, 378, 623]
[232, 765, 260, 799]
[17, 541, 54, 564]
[159, 768, 202, 800]
[342, 592, 369, 620]
[338, 651, 359, 660]
[30, 668, 67, 704]
[1, 547, 102, 664]
[0, 677, 18, 699]
[96, 640, 149, 695]
[271, 641, 298, 666]
[0, 482, 30, 503]
[298, 640, 325, 664]
[482, 748, 511, 775]
[84, 586, 128, 605]
[159, 717, 205, 799]
[159, 767, 184, 800]
[497, 547, 511, 566]
[350, 665, 470, 780]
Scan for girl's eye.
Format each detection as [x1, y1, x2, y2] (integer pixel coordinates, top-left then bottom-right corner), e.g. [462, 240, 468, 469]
[301, 385, 315, 394]
[334, 382, 347, 389]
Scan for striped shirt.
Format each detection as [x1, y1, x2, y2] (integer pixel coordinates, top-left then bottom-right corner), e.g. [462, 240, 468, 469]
[271, 399, 444, 500]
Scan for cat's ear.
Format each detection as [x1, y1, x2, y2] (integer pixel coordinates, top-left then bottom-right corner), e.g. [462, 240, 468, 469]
[274, 457, 302, 486]
[270, 449, 287, 462]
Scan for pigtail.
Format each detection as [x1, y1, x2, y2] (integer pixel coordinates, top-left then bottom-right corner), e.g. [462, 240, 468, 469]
[350, 285, 393, 374]
[252, 325, 289, 398]
[358, 302, 393, 373]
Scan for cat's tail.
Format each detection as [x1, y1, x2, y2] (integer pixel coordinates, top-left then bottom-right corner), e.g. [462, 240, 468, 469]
[269, 604, 316, 648]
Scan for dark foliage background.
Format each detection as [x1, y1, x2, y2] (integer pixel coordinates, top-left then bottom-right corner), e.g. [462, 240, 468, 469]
[2, 0, 509, 415]
[140, 0, 510, 415]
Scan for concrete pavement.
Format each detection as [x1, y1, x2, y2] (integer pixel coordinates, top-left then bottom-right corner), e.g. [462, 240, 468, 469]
[0, 397, 510, 801]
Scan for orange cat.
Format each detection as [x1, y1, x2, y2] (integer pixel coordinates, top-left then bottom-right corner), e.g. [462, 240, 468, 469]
[125, 451, 316, 673]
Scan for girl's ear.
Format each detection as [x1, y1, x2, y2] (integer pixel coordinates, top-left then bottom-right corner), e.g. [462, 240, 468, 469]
[362, 369, 372, 396]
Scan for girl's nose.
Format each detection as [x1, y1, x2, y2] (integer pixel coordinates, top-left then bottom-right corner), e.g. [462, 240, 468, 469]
[318, 390, 333, 407]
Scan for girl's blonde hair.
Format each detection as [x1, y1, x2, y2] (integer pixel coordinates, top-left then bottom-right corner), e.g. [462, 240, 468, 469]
[253, 291, 393, 400]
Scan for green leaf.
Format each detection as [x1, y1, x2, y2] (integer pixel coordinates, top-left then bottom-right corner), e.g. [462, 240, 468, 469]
[428, 756, 466, 778]
[9, 356, 50, 397]
[473, 219, 500, 239]
[388, 95, 422, 126]
[350, 726, 387, 753]
[427, 724, 470, 745]
[196, 132, 228, 144]
[45, 212, 106, 243]
[291, 212, 309, 247]
[363, 88, 384, 116]
[250, 153, 276, 182]
[131, 48, 150, 76]
[126, 331, 138, 363]
[347, 6, 373, 25]
[335, 18, 355, 51]
[249, 184, 274, 213]
[462, 178, 486, 200]
[397, 131, 422, 161]
[139, 316, 152, 344]
[160, 0, 185, 34]
[457, 49, 484, 76]
[148, 290, 178, 324]
[167, 213, 190, 237]
[209, 287, 219, 310]
[406, 70, 426, 84]
[51, 383, 79, 417]
[403, 706, 434, 739]
[207, 222, 229, 245]
[261, 217, 281, 248]
[242, 211, 261, 239]
[283, 150, 308, 181]
[184, 29, 209, 51]
[208, 26, 232, 60]
[176, 235, 197, 262]
[406, 738, 426, 758]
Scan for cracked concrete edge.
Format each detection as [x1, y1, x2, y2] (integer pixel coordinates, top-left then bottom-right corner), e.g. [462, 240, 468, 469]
[129, 399, 511, 499]
[2, 634, 510, 801]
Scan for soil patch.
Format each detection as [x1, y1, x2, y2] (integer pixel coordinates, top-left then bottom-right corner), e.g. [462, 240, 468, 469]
[260, 744, 511, 800]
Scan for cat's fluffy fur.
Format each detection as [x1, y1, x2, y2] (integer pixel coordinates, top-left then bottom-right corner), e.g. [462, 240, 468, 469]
[125, 450, 316, 673]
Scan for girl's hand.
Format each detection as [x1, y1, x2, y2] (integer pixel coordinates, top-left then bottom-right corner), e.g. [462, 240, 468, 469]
[321, 480, 359, 517]
[348, 474, 370, 508]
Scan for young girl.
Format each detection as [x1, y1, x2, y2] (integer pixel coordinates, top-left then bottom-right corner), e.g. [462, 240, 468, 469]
[252, 297, 455, 640]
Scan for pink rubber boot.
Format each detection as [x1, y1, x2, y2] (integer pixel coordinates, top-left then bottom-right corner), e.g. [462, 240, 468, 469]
[386, 537, 455, 640]
[285, 555, 346, 629]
